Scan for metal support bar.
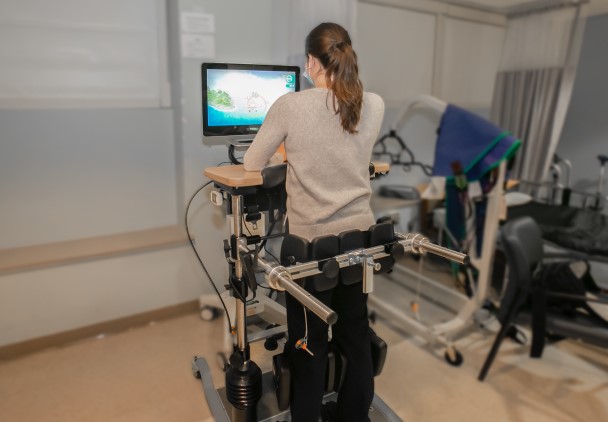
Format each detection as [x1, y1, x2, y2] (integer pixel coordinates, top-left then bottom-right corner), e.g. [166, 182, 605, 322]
[237, 230, 467, 323]
[363, 255, 381, 294]
[232, 195, 247, 353]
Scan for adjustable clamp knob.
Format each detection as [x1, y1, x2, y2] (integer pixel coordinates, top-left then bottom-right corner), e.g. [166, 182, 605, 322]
[386, 243, 405, 260]
[321, 259, 340, 279]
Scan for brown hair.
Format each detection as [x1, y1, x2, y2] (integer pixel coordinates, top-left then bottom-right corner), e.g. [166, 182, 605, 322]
[305, 22, 363, 134]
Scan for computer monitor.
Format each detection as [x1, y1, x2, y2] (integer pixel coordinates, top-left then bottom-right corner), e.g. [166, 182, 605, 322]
[202, 63, 300, 146]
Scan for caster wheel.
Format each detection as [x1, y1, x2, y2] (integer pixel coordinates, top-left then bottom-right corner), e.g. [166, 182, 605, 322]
[264, 337, 279, 351]
[200, 305, 219, 321]
[264, 324, 284, 351]
[369, 311, 377, 325]
[506, 325, 527, 345]
[216, 352, 229, 372]
[444, 347, 463, 367]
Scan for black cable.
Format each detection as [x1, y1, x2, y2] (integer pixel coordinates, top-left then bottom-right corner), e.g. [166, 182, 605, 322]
[240, 215, 279, 291]
[263, 244, 280, 263]
[373, 132, 433, 176]
[228, 145, 243, 165]
[185, 180, 233, 334]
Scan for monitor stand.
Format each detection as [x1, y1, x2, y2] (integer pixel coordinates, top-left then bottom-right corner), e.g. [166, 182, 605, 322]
[227, 139, 254, 164]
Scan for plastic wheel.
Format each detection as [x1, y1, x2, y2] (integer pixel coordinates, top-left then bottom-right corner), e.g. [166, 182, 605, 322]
[264, 324, 284, 351]
[444, 347, 464, 367]
[216, 352, 229, 372]
[200, 305, 219, 321]
[506, 325, 527, 345]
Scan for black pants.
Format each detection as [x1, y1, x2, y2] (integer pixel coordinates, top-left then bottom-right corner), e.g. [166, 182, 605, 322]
[285, 281, 374, 422]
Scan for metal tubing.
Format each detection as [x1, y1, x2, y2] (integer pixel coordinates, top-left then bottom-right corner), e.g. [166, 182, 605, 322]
[416, 240, 469, 265]
[237, 243, 337, 325]
[278, 275, 338, 325]
[232, 195, 247, 352]
[397, 233, 468, 265]
[237, 230, 467, 324]
[362, 257, 380, 294]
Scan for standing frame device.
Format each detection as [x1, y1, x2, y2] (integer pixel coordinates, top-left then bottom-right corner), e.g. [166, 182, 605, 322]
[192, 69, 468, 420]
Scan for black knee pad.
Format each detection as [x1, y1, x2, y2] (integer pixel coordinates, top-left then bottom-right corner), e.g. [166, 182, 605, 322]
[280, 233, 339, 292]
[338, 229, 367, 285]
[309, 235, 340, 292]
[368, 222, 396, 274]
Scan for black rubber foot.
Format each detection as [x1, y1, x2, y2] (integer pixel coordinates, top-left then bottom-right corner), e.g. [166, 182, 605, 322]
[444, 348, 464, 367]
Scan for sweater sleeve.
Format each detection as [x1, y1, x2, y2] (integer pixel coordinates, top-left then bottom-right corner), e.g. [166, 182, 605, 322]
[243, 95, 289, 171]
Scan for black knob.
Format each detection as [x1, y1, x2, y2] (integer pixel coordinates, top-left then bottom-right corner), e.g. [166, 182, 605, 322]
[386, 243, 405, 260]
[321, 259, 340, 279]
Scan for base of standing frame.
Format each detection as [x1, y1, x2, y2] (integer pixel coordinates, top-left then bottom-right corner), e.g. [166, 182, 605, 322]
[192, 357, 403, 422]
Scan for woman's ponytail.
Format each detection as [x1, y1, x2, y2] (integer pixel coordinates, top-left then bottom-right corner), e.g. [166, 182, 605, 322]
[305, 23, 364, 134]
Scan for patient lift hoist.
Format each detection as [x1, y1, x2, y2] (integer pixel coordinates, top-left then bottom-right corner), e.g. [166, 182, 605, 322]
[191, 163, 468, 421]
[370, 95, 507, 365]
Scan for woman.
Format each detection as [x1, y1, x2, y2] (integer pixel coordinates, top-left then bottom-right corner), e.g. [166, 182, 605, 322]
[243, 22, 384, 422]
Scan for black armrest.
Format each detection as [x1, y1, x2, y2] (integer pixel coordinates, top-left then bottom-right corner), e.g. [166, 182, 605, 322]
[261, 164, 287, 189]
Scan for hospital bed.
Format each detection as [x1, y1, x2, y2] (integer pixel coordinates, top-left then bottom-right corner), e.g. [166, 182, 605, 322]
[507, 200, 608, 261]
[507, 154, 608, 262]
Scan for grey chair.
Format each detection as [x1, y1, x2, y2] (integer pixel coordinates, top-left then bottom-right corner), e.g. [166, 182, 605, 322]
[478, 216, 608, 381]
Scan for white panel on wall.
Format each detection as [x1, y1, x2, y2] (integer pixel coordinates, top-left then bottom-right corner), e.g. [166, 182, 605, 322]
[0, 0, 167, 108]
[0, 246, 209, 346]
[356, 3, 436, 107]
[440, 18, 505, 107]
[0, 109, 178, 249]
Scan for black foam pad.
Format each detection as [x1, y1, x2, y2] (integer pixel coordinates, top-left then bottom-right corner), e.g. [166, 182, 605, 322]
[309, 235, 340, 292]
[368, 222, 395, 274]
[280, 234, 309, 268]
[338, 229, 366, 285]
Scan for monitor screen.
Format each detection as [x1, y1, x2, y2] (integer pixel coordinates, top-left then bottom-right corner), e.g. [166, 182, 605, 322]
[202, 63, 300, 139]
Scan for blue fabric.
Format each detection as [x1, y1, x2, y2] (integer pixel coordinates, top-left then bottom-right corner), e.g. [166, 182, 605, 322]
[436, 104, 521, 257]
[433, 104, 519, 181]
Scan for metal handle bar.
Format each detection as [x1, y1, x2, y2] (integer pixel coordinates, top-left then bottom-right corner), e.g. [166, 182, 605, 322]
[237, 231, 468, 325]
[238, 243, 337, 325]
[397, 233, 469, 265]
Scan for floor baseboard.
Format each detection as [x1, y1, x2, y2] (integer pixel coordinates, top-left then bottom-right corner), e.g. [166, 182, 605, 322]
[0, 300, 199, 362]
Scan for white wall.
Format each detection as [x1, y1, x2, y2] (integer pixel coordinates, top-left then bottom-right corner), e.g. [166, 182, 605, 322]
[356, 1, 505, 197]
[0, 247, 203, 346]
[0, 109, 178, 249]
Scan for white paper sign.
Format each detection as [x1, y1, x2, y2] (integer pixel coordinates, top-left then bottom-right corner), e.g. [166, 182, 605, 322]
[180, 12, 215, 33]
[181, 34, 215, 59]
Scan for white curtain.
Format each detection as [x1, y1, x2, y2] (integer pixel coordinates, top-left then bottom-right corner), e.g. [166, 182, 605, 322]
[491, 4, 587, 182]
[272, 0, 358, 84]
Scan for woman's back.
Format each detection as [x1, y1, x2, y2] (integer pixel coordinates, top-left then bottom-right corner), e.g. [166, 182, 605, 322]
[284, 88, 383, 240]
[244, 88, 384, 241]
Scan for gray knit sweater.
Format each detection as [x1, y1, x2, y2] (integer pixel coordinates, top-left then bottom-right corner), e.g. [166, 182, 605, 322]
[243, 88, 385, 242]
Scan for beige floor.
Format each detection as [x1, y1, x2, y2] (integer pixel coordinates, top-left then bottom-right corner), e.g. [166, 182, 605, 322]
[1, 309, 607, 422]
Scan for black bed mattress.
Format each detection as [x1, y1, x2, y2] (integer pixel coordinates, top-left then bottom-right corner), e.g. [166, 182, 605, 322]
[508, 202, 608, 257]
